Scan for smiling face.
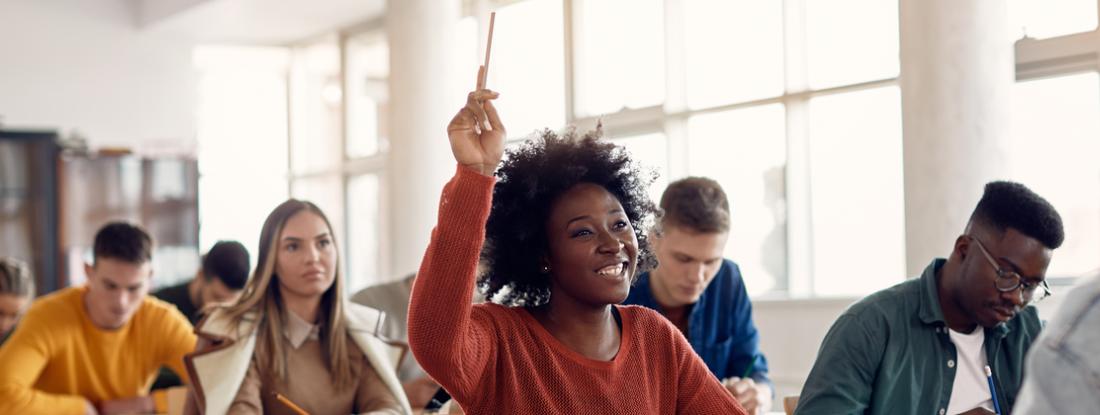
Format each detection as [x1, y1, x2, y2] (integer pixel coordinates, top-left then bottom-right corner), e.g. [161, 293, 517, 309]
[543, 183, 639, 307]
[274, 211, 338, 302]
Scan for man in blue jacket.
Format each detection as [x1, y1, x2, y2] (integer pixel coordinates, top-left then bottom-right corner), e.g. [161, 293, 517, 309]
[623, 177, 772, 413]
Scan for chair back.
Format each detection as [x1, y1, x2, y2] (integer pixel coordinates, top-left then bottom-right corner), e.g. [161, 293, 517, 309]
[783, 395, 800, 415]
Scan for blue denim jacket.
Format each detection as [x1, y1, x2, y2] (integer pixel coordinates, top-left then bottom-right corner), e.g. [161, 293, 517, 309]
[1015, 274, 1100, 414]
[623, 259, 771, 385]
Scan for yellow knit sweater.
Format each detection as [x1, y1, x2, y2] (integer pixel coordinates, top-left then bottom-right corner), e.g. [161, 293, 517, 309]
[0, 286, 196, 414]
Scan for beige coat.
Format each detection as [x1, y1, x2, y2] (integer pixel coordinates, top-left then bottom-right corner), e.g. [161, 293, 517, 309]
[183, 302, 412, 415]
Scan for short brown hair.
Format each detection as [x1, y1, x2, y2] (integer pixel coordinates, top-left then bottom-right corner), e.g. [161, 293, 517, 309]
[659, 177, 730, 233]
[93, 222, 154, 264]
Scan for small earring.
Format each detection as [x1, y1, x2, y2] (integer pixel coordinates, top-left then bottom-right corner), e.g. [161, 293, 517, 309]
[540, 265, 551, 274]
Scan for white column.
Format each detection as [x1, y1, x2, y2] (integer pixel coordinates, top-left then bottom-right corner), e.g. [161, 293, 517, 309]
[900, 0, 1014, 276]
[386, 0, 460, 276]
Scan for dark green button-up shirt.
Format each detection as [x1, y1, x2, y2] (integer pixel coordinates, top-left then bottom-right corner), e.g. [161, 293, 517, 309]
[795, 259, 1042, 415]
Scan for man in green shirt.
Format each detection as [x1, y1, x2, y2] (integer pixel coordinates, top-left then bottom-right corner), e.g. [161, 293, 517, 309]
[796, 181, 1064, 415]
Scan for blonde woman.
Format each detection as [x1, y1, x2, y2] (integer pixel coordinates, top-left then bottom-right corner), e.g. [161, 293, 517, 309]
[184, 200, 410, 415]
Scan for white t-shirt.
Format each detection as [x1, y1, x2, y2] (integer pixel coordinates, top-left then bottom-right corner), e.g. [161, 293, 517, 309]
[946, 327, 995, 414]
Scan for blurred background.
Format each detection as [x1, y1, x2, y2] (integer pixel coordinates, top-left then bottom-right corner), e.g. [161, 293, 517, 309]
[1, 0, 1098, 403]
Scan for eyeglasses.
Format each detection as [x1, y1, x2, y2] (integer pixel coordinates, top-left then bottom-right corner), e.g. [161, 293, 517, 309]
[969, 236, 1051, 304]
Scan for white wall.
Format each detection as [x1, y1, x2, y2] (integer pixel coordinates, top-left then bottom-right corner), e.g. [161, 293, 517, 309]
[0, 0, 197, 150]
[754, 298, 855, 403]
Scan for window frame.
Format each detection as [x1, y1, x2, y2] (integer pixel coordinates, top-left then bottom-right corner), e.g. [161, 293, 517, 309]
[1013, 2, 1100, 288]
[286, 20, 392, 292]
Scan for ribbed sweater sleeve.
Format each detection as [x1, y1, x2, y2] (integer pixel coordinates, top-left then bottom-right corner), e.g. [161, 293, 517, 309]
[407, 164, 497, 404]
[0, 301, 86, 414]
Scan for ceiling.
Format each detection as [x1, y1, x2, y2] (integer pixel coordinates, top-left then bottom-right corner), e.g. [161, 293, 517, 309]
[136, 0, 386, 44]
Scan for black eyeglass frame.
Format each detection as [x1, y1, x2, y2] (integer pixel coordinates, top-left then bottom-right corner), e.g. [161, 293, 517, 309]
[968, 235, 1051, 304]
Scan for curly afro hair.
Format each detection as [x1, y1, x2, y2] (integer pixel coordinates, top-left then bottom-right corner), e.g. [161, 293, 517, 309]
[480, 128, 659, 307]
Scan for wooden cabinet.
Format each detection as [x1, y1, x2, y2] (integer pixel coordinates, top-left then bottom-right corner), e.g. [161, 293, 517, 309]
[0, 130, 59, 295]
[58, 153, 199, 288]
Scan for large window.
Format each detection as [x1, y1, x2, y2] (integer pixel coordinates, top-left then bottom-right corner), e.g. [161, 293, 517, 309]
[456, 0, 905, 297]
[287, 31, 389, 293]
[459, 0, 1100, 297]
[1010, 73, 1100, 281]
[195, 46, 290, 260]
[573, 0, 665, 116]
[573, 0, 901, 297]
[1012, 1, 1100, 286]
[806, 87, 904, 296]
[683, 0, 784, 109]
[266, 0, 1100, 299]
[486, 0, 566, 138]
[687, 105, 788, 293]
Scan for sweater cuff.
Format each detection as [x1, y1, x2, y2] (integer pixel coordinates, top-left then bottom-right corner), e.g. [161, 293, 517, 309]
[441, 164, 496, 231]
[454, 163, 496, 186]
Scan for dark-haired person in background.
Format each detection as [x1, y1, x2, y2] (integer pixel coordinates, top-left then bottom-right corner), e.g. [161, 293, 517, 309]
[154, 240, 251, 325]
[0, 222, 196, 415]
[795, 181, 1064, 415]
[150, 240, 250, 390]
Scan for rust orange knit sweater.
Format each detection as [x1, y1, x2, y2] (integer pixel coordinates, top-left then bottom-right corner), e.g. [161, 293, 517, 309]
[408, 165, 745, 414]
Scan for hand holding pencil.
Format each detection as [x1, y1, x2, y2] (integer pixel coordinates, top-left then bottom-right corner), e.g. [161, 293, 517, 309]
[721, 355, 771, 414]
[446, 11, 505, 177]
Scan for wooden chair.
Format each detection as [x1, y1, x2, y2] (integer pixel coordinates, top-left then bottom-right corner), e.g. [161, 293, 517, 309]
[783, 395, 800, 415]
[164, 386, 189, 415]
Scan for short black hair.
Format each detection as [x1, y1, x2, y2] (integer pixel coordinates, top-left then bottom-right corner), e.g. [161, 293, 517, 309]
[202, 240, 251, 290]
[969, 181, 1064, 249]
[481, 128, 658, 307]
[93, 222, 154, 264]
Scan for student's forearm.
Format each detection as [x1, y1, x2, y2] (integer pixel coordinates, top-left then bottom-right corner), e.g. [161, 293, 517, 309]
[0, 385, 89, 415]
[98, 395, 155, 415]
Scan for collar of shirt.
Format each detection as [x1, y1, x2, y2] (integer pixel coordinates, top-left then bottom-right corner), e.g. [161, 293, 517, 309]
[917, 258, 1010, 339]
[284, 310, 321, 349]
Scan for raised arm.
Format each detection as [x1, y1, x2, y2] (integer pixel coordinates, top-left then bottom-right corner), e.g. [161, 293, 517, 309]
[407, 73, 506, 404]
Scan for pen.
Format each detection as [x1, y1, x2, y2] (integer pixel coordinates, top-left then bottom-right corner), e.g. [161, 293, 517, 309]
[984, 365, 1002, 415]
[741, 354, 761, 379]
[276, 393, 310, 415]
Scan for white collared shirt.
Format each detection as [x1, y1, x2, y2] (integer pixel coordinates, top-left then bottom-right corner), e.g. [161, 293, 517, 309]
[283, 310, 320, 349]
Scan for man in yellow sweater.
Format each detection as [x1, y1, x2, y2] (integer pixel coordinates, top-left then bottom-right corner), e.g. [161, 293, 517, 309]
[0, 222, 197, 415]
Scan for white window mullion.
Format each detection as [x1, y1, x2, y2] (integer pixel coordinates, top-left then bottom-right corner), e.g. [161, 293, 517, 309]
[784, 0, 813, 297]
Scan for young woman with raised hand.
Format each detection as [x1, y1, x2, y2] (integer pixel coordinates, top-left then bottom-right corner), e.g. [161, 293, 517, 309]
[407, 83, 746, 414]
